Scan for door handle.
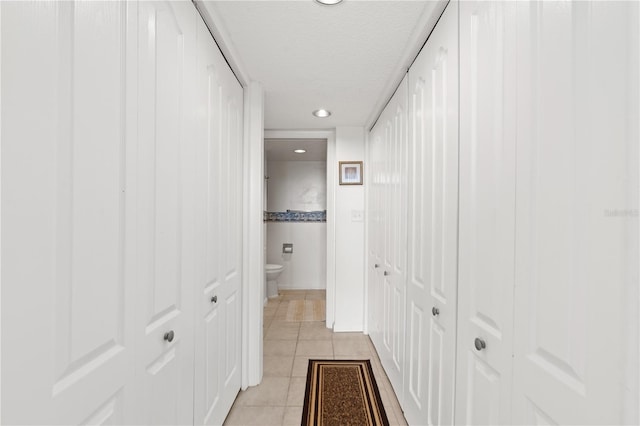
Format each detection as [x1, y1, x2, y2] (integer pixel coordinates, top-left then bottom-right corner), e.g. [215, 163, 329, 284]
[432, 307, 439, 316]
[474, 338, 486, 351]
[164, 330, 175, 343]
[383, 271, 390, 276]
[374, 264, 380, 268]
[211, 295, 218, 303]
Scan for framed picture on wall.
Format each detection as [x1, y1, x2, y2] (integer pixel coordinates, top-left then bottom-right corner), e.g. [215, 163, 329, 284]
[339, 161, 363, 185]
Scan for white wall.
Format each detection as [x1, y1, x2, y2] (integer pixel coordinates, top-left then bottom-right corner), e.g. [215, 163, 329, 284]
[267, 160, 326, 212]
[266, 160, 326, 290]
[267, 223, 327, 290]
[333, 126, 365, 331]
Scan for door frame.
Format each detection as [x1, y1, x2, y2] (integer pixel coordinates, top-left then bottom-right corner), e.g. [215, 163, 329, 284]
[242, 83, 264, 389]
[242, 120, 336, 389]
[263, 129, 336, 326]
[242, 127, 336, 388]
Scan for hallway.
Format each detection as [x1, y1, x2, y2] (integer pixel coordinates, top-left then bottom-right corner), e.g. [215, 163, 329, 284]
[224, 290, 407, 425]
[2, 1, 637, 424]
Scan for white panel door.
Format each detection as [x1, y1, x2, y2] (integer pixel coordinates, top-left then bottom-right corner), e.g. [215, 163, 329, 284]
[404, 3, 458, 424]
[367, 130, 384, 347]
[194, 16, 244, 426]
[134, 1, 197, 424]
[513, 2, 639, 424]
[369, 76, 408, 401]
[2, 2, 136, 423]
[454, 2, 517, 425]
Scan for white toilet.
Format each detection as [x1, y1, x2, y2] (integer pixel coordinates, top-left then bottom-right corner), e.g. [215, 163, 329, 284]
[265, 264, 284, 298]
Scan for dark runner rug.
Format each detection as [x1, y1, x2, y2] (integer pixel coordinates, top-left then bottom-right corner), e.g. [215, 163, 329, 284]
[301, 359, 389, 426]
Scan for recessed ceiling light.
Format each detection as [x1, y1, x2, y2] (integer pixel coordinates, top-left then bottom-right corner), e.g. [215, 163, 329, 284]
[294, 149, 307, 154]
[314, 0, 343, 4]
[312, 109, 331, 118]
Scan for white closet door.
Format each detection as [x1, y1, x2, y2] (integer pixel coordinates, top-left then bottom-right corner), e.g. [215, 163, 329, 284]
[193, 16, 244, 426]
[512, 2, 638, 424]
[404, 2, 458, 424]
[215, 49, 243, 426]
[1, 2, 136, 423]
[134, 1, 197, 424]
[454, 2, 517, 425]
[369, 76, 409, 401]
[367, 130, 385, 347]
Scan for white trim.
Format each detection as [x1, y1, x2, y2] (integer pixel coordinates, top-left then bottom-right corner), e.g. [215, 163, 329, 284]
[629, 5, 640, 422]
[264, 129, 336, 329]
[242, 82, 264, 389]
[326, 134, 336, 329]
[0, 3, 3, 418]
[362, 130, 369, 335]
[193, 0, 251, 87]
[276, 285, 326, 291]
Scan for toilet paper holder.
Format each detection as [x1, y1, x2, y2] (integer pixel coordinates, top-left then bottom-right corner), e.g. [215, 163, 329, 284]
[282, 243, 293, 254]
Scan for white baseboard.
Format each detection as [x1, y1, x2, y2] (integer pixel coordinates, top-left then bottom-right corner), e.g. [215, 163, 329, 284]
[277, 284, 327, 290]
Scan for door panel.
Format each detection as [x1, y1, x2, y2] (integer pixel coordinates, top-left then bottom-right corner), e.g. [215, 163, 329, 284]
[135, 2, 196, 424]
[55, 0, 127, 387]
[406, 301, 425, 410]
[204, 61, 224, 422]
[405, 2, 458, 424]
[463, 354, 502, 425]
[1, 2, 135, 424]
[221, 83, 243, 404]
[367, 130, 384, 346]
[196, 18, 223, 424]
[2, 1, 244, 424]
[513, 1, 638, 424]
[455, 2, 517, 425]
[369, 76, 408, 402]
[194, 16, 244, 426]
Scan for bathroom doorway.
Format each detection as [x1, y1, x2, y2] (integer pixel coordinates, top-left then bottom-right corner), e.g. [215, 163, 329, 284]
[264, 138, 328, 316]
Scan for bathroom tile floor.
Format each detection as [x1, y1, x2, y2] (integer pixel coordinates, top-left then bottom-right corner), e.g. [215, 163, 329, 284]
[223, 289, 408, 426]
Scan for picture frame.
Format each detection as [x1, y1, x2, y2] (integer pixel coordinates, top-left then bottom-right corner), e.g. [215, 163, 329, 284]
[339, 161, 363, 185]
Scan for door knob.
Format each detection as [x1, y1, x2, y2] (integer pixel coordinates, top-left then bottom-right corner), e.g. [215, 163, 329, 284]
[383, 271, 390, 276]
[374, 264, 380, 268]
[211, 295, 217, 303]
[164, 330, 175, 343]
[432, 307, 439, 316]
[474, 338, 486, 351]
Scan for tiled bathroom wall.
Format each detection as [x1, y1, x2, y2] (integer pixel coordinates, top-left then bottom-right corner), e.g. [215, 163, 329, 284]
[266, 160, 327, 290]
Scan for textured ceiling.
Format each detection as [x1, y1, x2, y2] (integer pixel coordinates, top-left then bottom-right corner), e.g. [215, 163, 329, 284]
[199, 0, 445, 130]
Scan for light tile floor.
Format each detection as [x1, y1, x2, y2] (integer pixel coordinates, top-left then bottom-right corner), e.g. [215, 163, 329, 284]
[224, 290, 408, 426]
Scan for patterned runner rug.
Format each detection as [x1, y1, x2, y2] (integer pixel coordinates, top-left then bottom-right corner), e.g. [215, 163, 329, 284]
[302, 359, 389, 426]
